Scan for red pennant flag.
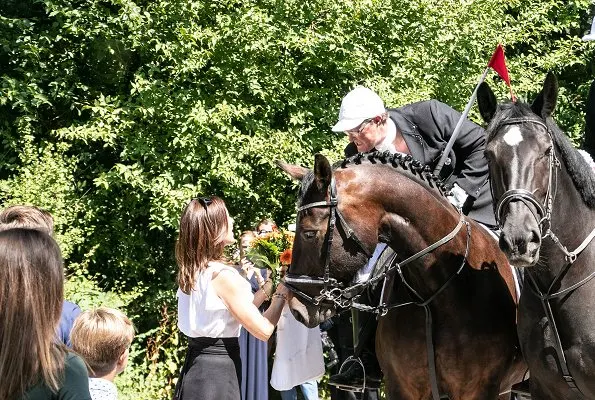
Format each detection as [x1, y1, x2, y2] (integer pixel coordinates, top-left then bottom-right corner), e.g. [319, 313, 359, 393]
[487, 44, 515, 101]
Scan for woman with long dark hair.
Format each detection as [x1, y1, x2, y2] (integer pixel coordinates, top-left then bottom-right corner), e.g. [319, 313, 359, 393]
[174, 196, 290, 400]
[0, 228, 91, 400]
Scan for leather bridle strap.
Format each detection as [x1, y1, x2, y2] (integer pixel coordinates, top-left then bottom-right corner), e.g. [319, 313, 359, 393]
[285, 176, 371, 305]
[492, 117, 557, 236]
[495, 189, 547, 227]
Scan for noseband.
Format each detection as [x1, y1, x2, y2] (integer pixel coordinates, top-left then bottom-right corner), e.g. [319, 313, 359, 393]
[283, 176, 372, 306]
[492, 117, 559, 237]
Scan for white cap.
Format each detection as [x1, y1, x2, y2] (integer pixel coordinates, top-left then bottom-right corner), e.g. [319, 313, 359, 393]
[331, 86, 385, 132]
[583, 17, 595, 41]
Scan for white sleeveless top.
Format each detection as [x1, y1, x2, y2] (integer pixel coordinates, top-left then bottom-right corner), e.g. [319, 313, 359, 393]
[177, 261, 253, 338]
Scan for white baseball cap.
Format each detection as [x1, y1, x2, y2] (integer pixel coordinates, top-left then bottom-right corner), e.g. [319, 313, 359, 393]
[331, 86, 386, 132]
[583, 17, 595, 41]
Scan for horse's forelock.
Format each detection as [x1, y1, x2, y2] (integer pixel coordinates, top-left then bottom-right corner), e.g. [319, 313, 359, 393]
[486, 101, 535, 143]
[297, 170, 316, 205]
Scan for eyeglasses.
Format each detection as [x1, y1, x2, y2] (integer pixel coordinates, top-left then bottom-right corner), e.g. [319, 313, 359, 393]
[258, 229, 273, 235]
[194, 197, 212, 210]
[345, 119, 373, 136]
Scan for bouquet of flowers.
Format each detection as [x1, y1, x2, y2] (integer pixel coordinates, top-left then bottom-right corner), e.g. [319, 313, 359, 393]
[246, 230, 294, 289]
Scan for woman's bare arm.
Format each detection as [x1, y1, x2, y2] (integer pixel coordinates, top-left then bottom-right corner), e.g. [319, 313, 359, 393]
[212, 270, 289, 341]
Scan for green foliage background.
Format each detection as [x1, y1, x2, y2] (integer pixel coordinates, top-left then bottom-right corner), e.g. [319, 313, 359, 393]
[1, 0, 594, 398]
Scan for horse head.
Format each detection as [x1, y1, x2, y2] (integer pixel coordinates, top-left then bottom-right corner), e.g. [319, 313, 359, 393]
[477, 73, 559, 266]
[277, 154, 376, 327]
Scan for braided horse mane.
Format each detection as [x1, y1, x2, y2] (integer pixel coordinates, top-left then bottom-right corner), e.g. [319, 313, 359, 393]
[336, 151, 449, 197]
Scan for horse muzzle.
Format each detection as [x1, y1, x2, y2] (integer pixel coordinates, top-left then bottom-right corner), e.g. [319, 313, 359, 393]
[288, 296, 335, 328]
[499, 225, 541, 267]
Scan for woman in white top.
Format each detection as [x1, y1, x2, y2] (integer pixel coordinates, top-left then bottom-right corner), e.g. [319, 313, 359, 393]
[173, 196, 290, 400]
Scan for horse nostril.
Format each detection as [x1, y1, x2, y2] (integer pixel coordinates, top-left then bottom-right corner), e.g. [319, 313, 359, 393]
[530, 229, 540, 244]
[526, 229, 541, 257]
[499, 234, 513, 254]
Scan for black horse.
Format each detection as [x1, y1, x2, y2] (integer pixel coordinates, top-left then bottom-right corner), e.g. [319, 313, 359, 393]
[279, 153, 525, 399]
[477, 73, 595, 399]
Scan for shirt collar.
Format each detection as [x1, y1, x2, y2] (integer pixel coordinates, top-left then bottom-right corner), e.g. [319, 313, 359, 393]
[89, 377, 118, 398]
[376, 118, 397, 153]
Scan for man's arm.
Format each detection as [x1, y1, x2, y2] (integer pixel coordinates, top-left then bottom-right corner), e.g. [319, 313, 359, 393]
[412, 100, 489, 199]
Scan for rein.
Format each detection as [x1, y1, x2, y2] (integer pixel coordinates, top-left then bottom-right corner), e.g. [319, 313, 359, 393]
[285, 173, 471, 400]
[492, 117, 595, 394]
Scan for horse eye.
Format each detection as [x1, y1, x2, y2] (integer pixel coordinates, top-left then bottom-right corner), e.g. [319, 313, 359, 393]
[302, 230, 317, 240]
[539, 147, 552, 160]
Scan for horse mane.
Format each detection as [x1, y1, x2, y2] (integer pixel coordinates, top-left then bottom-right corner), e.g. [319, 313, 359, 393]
[489, 102, 595, 208]
[548, 118, 595, 208]
[336, 151, 449, 197]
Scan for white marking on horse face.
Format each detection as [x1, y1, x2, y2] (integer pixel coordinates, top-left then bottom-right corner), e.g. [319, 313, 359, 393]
[502, 126, 523, 146]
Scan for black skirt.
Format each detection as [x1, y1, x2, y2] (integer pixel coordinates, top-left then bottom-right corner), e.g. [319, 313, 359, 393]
[174, 337, 242, 400]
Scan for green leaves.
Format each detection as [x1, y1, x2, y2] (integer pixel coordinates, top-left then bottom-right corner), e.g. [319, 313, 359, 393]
[1, 0, 594, 397]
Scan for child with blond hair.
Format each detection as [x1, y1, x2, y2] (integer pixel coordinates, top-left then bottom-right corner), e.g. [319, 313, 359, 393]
[71, 307, 135, 400]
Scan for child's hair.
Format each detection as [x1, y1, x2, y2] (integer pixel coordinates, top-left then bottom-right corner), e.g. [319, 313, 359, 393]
[176, 196, 230, 294]
[256, 218, 278, 235]
[0, 228, 65, 399]
[239, 230, 256, 259]
[70, 307, 135, 378]
[0, 205, 54, 235]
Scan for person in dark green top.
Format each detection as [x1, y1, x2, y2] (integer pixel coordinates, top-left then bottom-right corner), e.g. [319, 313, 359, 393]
[23, 352, 91, 400]
[0, 228, 91, 400]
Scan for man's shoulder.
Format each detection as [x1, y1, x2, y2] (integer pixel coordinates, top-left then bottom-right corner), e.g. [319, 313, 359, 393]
[394, 99, 452, 114]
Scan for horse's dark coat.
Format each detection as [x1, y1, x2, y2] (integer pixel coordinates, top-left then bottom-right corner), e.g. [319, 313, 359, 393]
[478, 73, 595, 399]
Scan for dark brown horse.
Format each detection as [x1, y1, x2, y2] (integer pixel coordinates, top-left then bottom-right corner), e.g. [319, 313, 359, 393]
[477, 73, 595, 399]
[279, 152, 525, 400]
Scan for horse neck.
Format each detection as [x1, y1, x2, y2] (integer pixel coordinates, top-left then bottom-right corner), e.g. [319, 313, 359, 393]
[373, 169, 468, 296]
[539, 159, 595, 279]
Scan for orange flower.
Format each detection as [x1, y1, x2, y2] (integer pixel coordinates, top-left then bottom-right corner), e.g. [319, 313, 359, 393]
[279, 248, 292, 265]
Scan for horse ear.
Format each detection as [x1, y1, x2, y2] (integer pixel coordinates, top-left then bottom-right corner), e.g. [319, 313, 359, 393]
[313, 153, 332, 191]
[532, 72, 558, 118]
[477, 82, 498, 123]
[276, 160, 308, 181]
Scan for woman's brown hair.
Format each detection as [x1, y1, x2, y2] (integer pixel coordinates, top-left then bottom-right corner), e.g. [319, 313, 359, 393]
[0, 228, 66, 399]
[176, 196, 230, 294]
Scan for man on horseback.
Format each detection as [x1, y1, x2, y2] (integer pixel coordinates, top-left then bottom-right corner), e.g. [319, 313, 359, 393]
[328, 85, 497, 391]
[334, 86, 495, 226]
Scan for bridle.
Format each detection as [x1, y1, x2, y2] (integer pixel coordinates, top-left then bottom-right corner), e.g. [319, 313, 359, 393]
[283, 176, 372, 307]
[492, 117, 559, 240]
[491, 116, 595, 262]
[491, 116, 595, 394]
[283, 174, 470, 311]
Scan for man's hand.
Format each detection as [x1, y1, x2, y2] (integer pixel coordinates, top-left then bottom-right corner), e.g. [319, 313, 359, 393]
[447, 183, 468, 209]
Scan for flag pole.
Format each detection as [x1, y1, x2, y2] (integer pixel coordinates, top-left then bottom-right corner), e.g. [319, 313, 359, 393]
[433, 66, 490, 175]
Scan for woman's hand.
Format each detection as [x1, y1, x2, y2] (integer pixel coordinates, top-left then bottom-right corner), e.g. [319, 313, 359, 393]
[240, 258, 259, 280]
[260, 278, 274, 299]
[273, 282, 292, 301]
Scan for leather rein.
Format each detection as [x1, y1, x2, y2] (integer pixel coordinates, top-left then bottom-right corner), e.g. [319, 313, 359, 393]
[492, 117, 595, 394]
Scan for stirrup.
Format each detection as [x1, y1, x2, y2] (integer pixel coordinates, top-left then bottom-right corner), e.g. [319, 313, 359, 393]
[334, 356, 366, 393]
